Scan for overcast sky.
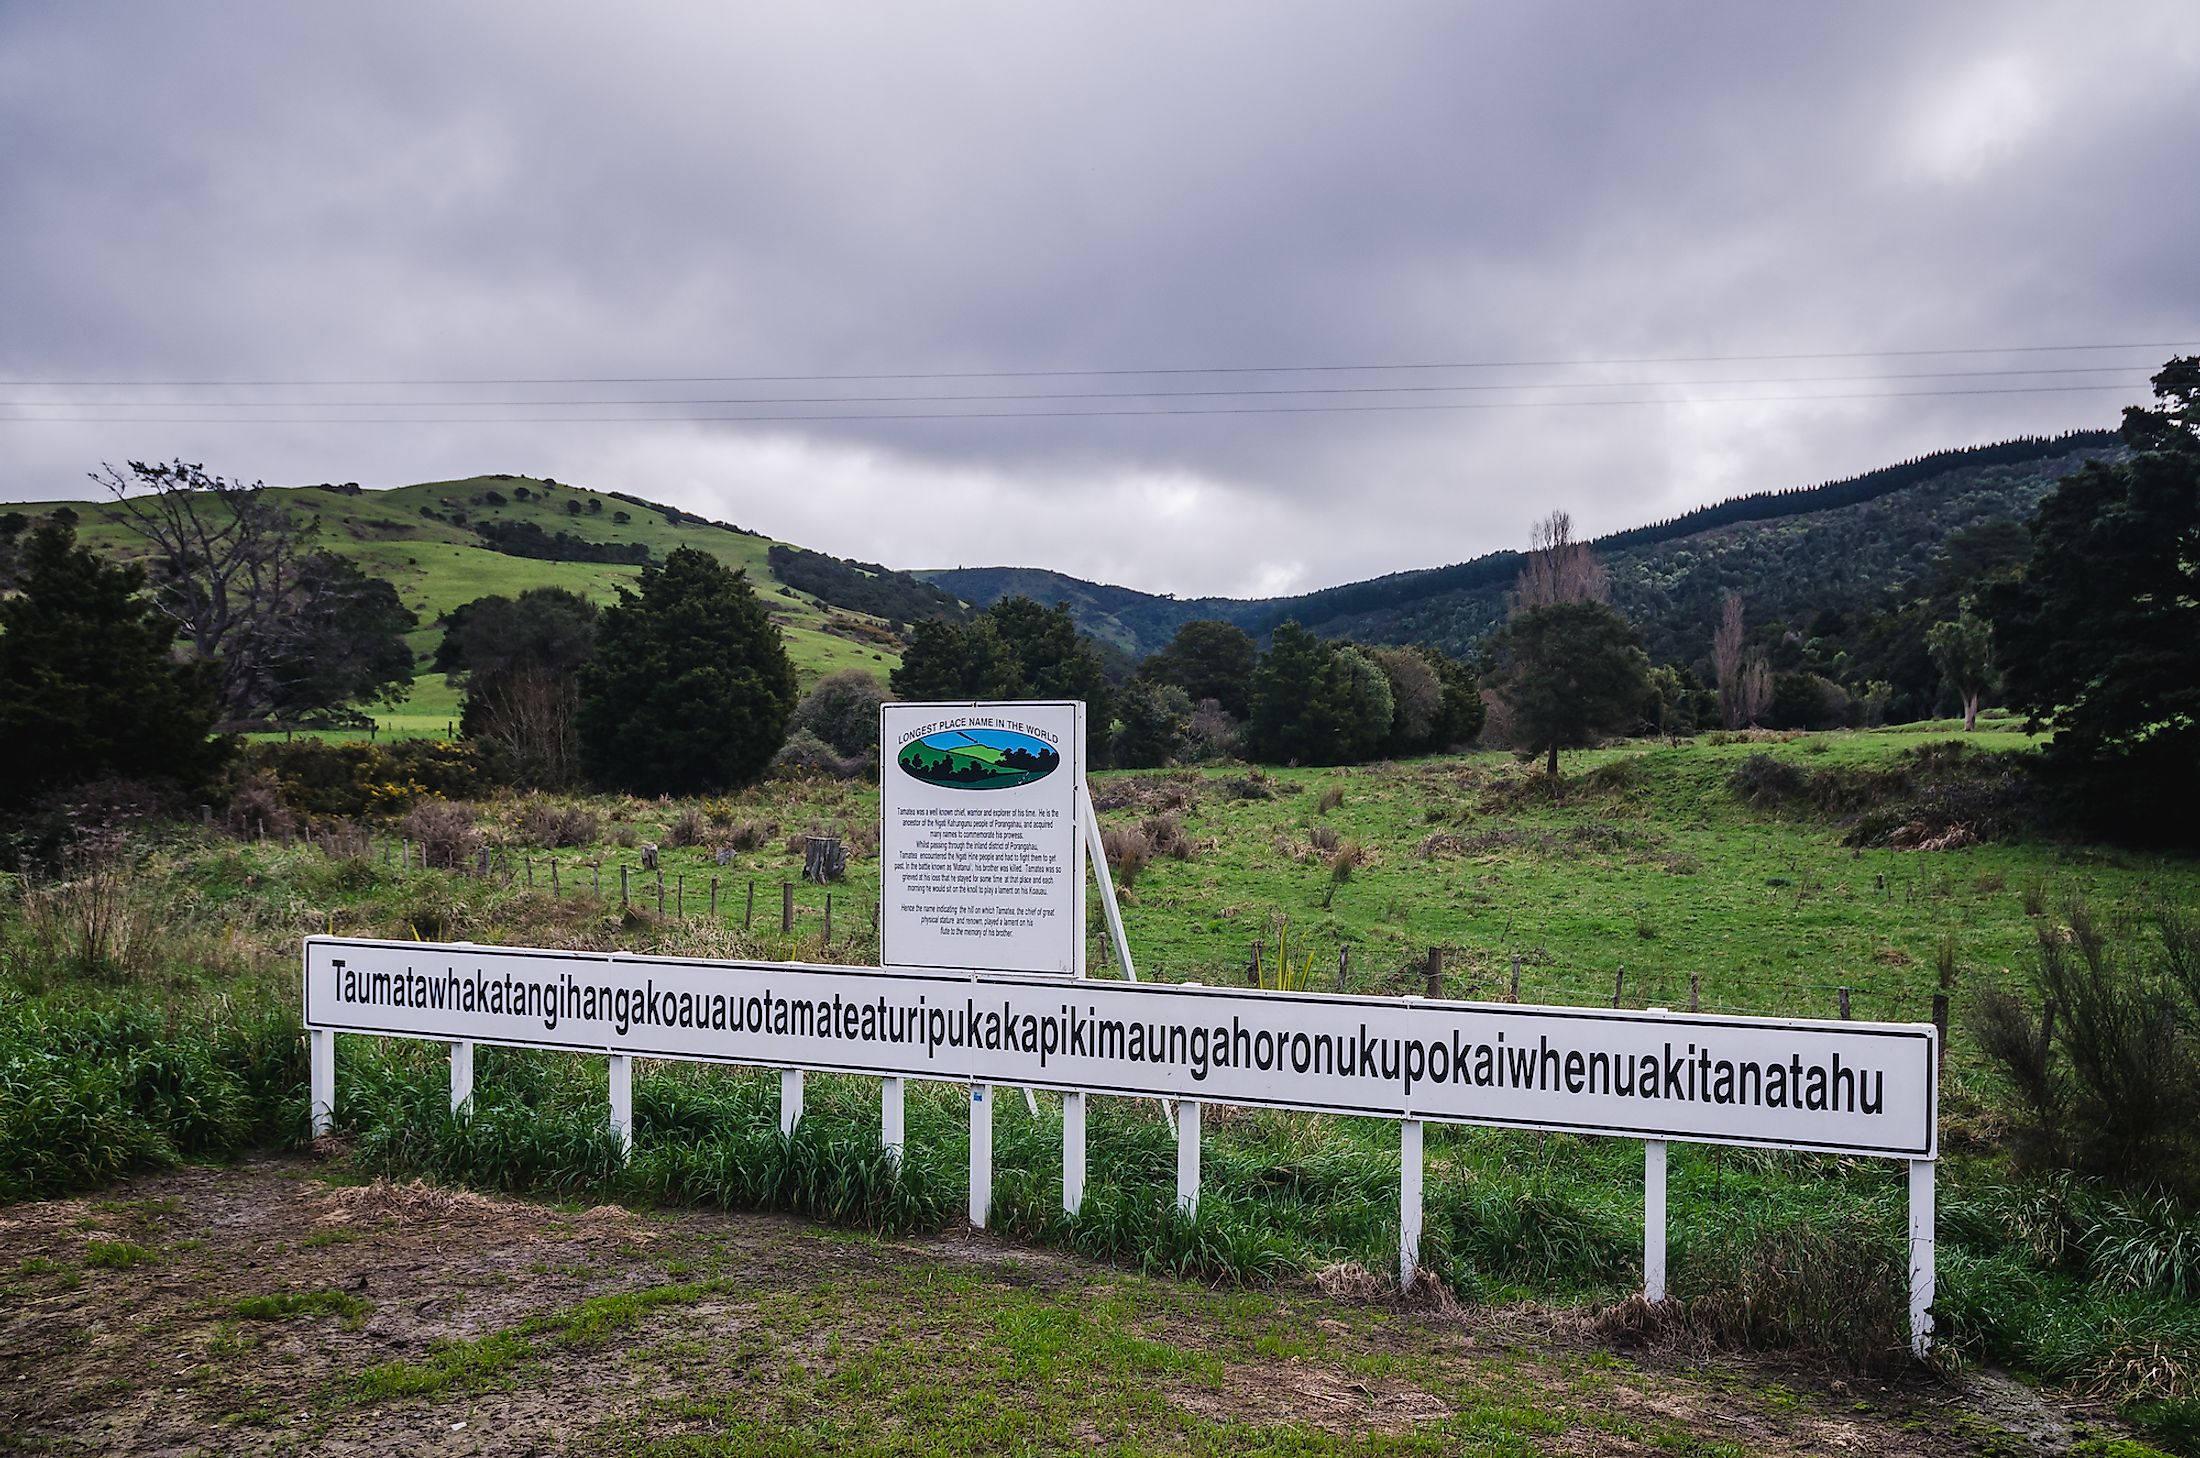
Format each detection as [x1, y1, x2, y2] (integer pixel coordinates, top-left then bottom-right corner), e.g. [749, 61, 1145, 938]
[2, 4, 2196, 598]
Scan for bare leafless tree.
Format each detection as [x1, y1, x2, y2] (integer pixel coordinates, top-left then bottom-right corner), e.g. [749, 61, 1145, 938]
[1739, 656, 1773, 729]
[1713, 591, 1747, 728]
[466, 668, 584, 789]
[1510, 509, 1609, 614]
[93, 459, 305, 722]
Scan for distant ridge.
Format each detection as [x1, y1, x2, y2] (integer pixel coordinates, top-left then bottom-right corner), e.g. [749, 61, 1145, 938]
[923, 430, 2121, 661]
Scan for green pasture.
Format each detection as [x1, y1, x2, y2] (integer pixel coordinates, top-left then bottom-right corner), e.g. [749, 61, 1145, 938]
[8, 726, 2200, 1448]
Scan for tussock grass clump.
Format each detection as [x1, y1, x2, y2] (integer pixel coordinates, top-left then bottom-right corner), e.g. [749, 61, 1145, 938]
[664, 806, 709, 848]
[1668, 1201, 1910, 1367]
[1139, 812, 1193, 861]
[1101, 826, 1151, 889]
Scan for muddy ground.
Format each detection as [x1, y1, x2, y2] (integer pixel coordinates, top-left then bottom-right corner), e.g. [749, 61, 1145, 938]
[0, 1158, 2126, 1455]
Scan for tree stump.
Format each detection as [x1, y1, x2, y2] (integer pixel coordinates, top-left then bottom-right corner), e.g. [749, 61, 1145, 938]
[803, 836, 846, 885]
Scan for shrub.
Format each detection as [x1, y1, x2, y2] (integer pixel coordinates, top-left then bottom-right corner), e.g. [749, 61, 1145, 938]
[517, 798, 598, 848]
[10, 843, 168, 985]
[401, 801, 483, 870]
[224, 769, 297, 840]
[230, 739, 487, 819]
[771, 730, 862, 781]
[790, 670, 888, 760]
[1978, 899, 2200, 1192]
[1729, 753, 1806, 809]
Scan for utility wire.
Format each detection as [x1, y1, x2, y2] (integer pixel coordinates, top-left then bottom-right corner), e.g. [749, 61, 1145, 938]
[0, 364, 2157, 410]
[1, 339, 2193, 389]
[0, 380, 2151, 425]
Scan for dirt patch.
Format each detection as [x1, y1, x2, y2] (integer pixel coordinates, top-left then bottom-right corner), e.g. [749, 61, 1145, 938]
[1171, 1358, 1452, 1434]
[0, 1159, 2141, 1455]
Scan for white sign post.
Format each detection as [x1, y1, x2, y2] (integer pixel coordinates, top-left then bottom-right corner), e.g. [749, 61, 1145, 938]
[880, 700, 1089, 1228]
[302, 936, 1940, 1352]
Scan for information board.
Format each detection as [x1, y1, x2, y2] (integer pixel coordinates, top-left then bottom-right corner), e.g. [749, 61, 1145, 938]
[878, 701, 1085, 976]
[302, 937, 1938, 1158]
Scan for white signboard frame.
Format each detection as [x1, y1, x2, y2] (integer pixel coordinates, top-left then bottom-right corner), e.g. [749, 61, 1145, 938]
[300, 937, 1943, 1357]
[877, 700, 1086, 977]
[302, 938, 1934, 1159]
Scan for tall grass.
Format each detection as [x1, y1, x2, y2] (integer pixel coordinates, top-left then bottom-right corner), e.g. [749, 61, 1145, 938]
[0, 997, 304, 1201]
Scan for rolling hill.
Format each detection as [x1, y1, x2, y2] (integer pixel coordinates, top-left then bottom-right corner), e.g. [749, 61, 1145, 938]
[7, 474, 948, 733]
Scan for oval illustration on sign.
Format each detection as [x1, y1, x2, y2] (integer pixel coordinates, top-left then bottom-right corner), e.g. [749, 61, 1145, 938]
[896, 728, 1060, 790]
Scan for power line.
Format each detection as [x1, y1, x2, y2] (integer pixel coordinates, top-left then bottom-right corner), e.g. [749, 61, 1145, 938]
[0, 364, 2156, 411]
[1, 339, 2192, 389]
[0, 380, 2149, 425]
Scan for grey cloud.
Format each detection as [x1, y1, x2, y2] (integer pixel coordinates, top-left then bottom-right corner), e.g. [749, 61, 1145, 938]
[1, 2, 2194, 595]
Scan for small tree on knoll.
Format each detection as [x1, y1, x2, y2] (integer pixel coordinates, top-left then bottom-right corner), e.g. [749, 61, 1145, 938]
[576, 548, 795, 795]
[1483, 601, 1651, 776]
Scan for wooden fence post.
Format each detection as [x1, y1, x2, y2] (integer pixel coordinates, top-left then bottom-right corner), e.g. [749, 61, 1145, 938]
[745, 880, 756, 929]
[620, 865, 629, 906]
[1509, 953, 1521, 1002]
[1611, 966, 1626, 1008]
[1425, 947, 1442, 1000]
[1838, 986, 1853, 1020]
[710, 877, 720, 919]
[782, 882, 794, 933]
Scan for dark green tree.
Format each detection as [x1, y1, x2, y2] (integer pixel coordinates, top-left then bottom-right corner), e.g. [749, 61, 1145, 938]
[1112, 679, 1194, 768]
[1330, 646, 1395, 762]
[888, 598, 1112, 763]
[457, 587, 598, 787]
[1982, 358, 2200, 844]
[262, 553, 418, 724]
[1139, 619, 1258, 717]
[576, 548, 796, 794]
[1483, 601, 1652, 775]
[1426, 649, 1488, 750]
[1246, 622, 1353, 765]
[0, 522, 227, 809]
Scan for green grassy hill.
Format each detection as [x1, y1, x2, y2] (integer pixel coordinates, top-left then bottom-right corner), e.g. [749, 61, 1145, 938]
[13, 475, 933, 734]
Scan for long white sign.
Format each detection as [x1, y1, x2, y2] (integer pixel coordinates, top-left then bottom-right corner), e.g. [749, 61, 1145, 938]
[877, 700, 1085, 976]
[304, 938, 1936, 1158]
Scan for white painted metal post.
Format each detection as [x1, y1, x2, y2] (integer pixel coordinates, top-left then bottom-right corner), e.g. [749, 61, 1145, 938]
[1063, 1091, 1087, 1216]
[780, 1069, 805, 1137]
[1077, 781, 1139, 981]
[1400, 1119, 1424, 1291]
[1176, 1100, 1201, 1216]
[881, 1077, 905, 1168]
[969, 1085, 993, 1228]
[1910, 1158, 1936, 1357]
[607, 1054, 632, 1158]
[449, 1041, 474, 1115]
[309, 1029, 335, 1137]
[1644, 1005, 1668, 1304]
